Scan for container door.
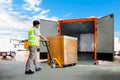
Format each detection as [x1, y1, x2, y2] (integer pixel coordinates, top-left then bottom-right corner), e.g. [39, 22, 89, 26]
[40, 19, 58, 59]
[97, 14, 114, 61]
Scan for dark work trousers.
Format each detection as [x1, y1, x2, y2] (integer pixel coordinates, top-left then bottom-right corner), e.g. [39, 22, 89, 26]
[25, 46, 38, 71]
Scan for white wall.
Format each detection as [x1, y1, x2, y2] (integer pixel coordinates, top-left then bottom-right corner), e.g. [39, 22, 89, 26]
[79, 34, 94, 52]
[114, 37, 120, 51]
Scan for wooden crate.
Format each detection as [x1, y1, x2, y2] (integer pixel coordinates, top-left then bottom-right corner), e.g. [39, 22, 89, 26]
[47, 36, 77, 67]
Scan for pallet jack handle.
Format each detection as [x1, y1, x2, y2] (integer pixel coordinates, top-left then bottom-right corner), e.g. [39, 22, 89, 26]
[42, 41, 56, 68]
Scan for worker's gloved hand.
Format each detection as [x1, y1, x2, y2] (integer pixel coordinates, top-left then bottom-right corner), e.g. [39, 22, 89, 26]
[45, 39, 49, 42]
[46, 40, 49, 42]
[40, 39, 48, 42]
[42, 40, 49, 46]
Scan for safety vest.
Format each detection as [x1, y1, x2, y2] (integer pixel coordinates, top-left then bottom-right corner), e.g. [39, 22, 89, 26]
[28, 27, 39, 46]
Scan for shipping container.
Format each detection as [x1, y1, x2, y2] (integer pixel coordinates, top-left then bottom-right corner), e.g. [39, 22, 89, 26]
[40, 14, 114, 64]
[58, 14, 114, 64]
[58, 18, 98, 64]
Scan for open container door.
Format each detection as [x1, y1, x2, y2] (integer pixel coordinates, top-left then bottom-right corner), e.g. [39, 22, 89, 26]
[40, 19, 57, 59]
[58, 18, 98, 65]
[97, 14, 114, 61]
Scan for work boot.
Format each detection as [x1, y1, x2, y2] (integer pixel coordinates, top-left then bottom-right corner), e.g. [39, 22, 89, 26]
[35, 67, 42, 71]
[25, 70, 34, 74]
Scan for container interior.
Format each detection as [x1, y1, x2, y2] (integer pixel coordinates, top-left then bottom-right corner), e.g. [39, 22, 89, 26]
[60, 21, 95, 63]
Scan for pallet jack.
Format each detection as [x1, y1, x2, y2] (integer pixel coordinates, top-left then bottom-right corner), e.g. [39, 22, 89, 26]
[42, 41, 56, 68]
[42, 41, 63, 68]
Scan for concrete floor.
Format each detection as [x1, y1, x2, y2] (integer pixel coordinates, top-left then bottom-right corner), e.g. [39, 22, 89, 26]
[0, 60, 120, 80]
[0, 51, 120, 80]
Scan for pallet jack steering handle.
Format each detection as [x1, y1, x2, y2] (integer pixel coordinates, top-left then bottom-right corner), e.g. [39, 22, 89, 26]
[42, 41, 56, 68]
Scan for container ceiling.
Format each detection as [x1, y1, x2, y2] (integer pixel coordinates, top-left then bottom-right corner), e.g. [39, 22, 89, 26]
[60, 21, 94, 35]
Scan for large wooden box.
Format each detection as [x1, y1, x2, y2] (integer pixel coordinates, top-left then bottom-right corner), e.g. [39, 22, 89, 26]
[47, 36, 77, 67]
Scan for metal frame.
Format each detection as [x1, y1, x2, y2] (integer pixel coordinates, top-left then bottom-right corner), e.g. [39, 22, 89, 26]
[58, 18, 98, 64]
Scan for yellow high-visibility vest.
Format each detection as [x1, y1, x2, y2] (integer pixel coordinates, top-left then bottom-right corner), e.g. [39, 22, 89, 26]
[28, 27, 39, 46]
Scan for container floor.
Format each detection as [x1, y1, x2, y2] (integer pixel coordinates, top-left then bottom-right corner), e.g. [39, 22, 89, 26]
[77, 59, 94, 65]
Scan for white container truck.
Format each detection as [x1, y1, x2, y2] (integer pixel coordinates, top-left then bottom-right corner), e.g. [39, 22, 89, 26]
[0, 37, 17, 59]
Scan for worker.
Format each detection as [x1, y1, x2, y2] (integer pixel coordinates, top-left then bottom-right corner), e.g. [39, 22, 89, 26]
[25, 20, 48, 74]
